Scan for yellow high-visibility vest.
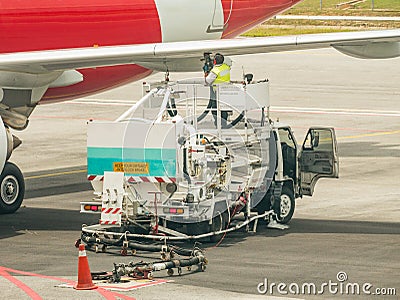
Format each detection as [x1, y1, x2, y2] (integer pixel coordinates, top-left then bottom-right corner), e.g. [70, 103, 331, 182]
[211, 63, 231, 84]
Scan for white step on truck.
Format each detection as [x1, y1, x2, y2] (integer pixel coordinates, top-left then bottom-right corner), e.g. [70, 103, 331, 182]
[81, 77, 339, 241]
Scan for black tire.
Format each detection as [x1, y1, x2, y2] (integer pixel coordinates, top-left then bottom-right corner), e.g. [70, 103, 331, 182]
[276, 186, 295, 224]
[255, 191, 273, 215]
[0, 162, 25, 214]
[186, 222, 208, 236]
[209, 211, 228, 243]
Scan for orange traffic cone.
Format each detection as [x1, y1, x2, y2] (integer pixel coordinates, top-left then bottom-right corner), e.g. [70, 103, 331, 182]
[74, 244, 98, 290]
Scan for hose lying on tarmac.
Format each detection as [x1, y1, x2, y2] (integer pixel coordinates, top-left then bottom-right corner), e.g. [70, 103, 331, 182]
[80, 232, 197, 257]
[80, 232, 208, 280]
[108, 248, 207, 281]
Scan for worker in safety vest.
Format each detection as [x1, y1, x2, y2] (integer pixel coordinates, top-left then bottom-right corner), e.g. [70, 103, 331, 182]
[204, 53, 231, 127]
[204, 53, 231, 85]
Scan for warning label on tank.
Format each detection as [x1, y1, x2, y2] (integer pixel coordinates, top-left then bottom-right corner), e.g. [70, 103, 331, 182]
[113, 162, 149, 174]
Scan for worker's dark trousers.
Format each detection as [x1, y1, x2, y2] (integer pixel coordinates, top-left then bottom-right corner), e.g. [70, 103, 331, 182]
[210, 87, 228, 128]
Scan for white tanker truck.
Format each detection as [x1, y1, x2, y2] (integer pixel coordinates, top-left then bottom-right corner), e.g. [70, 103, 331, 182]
[80, 77, 338, 244]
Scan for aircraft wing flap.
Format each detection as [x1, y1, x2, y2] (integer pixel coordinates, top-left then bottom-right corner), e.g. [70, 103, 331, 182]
[153, 29, 400, 57]
[0, 29, 398, 73]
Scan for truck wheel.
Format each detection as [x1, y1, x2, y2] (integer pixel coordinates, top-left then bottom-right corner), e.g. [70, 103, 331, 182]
[0, 162, 25, 214]
[255, 192, 273, 215]
[276, 187, 295, 224]
[209, 211, 228, 243]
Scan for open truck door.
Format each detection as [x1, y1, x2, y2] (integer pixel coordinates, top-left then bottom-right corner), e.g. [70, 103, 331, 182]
[299, 127, 339, 196]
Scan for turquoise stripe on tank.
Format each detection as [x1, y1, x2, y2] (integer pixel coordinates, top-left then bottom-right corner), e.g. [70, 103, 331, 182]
[87, 147, 176, 177]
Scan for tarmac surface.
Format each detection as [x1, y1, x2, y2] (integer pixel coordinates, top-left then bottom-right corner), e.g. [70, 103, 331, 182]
[1, 48, 399, 299]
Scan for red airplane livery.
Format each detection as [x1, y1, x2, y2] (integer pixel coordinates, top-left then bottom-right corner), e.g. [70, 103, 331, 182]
[2, 0, 307, 103]
[0, 0, 398, 213]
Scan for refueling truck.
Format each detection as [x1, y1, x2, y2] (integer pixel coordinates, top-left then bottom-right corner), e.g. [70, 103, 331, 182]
[80, 77, 338, 243]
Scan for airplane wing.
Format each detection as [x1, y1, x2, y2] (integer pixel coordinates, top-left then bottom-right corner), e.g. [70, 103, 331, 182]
[0, 29, 399, 73]
[0, 29, 398, 130]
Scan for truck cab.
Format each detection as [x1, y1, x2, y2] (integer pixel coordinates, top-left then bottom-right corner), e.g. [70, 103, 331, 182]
[268, 123, 339, 223]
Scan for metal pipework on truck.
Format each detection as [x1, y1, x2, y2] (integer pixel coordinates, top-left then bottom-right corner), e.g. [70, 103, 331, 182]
[81, 76, 339, 244]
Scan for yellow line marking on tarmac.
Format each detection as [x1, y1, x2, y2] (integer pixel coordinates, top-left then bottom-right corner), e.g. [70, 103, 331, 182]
[338, 130, 400, 140]
[25, 169, 86, 180]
